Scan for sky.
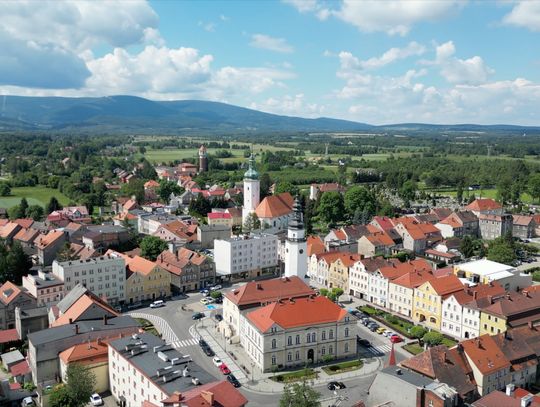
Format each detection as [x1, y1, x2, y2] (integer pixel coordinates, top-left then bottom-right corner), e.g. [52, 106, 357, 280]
[0, 0, 539, 125]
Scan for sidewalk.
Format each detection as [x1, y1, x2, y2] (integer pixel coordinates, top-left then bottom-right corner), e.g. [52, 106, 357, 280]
[194, 319, 382, 394]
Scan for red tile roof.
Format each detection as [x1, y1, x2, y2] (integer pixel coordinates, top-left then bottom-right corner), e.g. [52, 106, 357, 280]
[392, 269, 434, 289]
[0, 282, 25, 305]
[472, 390, 540, 407]
[461, 334, 511, 375]
[371, 216, 395, 231]
[52, 293, 119, 327]
[144, 180, 160, 188]
[466, 198, 502, 212]
[35, 230, 64, 249]
[0, 222, 21, 239]
[513, 214, 534, 226]
[224, 276, 314, 306]
[307, 235, 325, 257]
[59, 339, 109, 365]
[180, 381, 248, 407]
[425, 274, 463, 296]
[208, 212, 232, 220]
[255, 192, 294, 218]
[9, 360, 30, 376]
[247, 296, 347, 332]
[13, 218, 34, 229]
[156, 248, 208, 276]
[0, 328, 19, 344]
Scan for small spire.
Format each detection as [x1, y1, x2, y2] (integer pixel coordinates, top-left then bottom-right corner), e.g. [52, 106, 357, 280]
[386, 343, 396, 367]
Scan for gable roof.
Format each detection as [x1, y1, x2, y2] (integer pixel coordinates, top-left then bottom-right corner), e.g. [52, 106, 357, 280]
[156, 248, 209, 276]
[0, 281, 27, 305]
[59, 339, 109, 365]
[307, 235, 325, 257]
[224, 276, 314, 306]
[255, 192, 294, 218]
[371, 216, 395, 230]
[424, 274, 463, 296]
[430, 208, 453, 221]
[35, 230, 64, 249]
[179, 381, 249, 407]
[247, 296, 347, 332]
[461, 334, 511, 375]
[0, 222, 21, 239]
[13, 218, 34, 229]
[466, 198, 502, 212]
[392, 269, 435, 289]
[513, 214, 534, 226]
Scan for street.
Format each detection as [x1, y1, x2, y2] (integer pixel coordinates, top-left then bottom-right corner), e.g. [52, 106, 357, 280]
[126, 286, 393, 407]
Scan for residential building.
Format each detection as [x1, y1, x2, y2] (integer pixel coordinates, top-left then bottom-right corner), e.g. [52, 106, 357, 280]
[424, 249, 461, 265]
[15, 307, 49, 341]
[156, 248, 215, 293]
[479, 213, 513, 240]
[223, 276, 315, 338]
[52, 255, 126, 305]
[255, 192, 294, 231]
[465, 198, 503, 217]
[368, 366, 459, 407]
[108, 332, 246, 407]
[472, 390, 540, 407]
[430, 207, 454, 222]
[412, 274, 464, 330]
[348, 257, 395, 299]
[0, 221, 22, 242]
[27, 316, 139, 384]
[241, 296, 356, 371]
[357, 231, 396, 258]
[388, 269, 434, 318]
[214, 233, 278, 281]
[479, 288, 540, 335]
[441, 282, 505, 339]
[394, 222, 427, 254]
[196, 224, 231, 249]
[0, 282, 36, 330]
[35, 230, 67, 266]
[107, 250, 171, 304]
[512, 215, 535, 239]
[370, 216, 396, 231]
[81, 225, 130, 251]
[138, 213, 181, 235]
[436, 210, 479, 238]
[309, 183, 344, 200]
[453, 259, 532, 292]
[59, 339, 109, 393]
[46, 206, 91, 227]
[207, 212, 233, 228]
[22, 270, 64, 307]
[328, 253, 359, 293]
[399, 345, 478, 403]
[153, 220, 198, 247]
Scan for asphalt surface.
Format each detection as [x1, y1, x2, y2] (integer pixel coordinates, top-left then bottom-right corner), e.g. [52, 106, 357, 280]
[128, 287, 394, 407]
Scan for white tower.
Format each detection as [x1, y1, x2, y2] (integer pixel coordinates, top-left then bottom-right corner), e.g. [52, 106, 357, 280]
[284, 196, 307, 279]
[242, 153, 260, 224]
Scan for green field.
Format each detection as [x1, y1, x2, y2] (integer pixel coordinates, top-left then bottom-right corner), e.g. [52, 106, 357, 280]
[426, 187, 535, 204]
[0, 187, 70, 209]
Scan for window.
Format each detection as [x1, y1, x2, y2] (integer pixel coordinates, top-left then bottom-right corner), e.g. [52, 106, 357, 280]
[272, 339, 276, 349]
[311, 333, 316, 342]
[295, 351, 300, 360]
[322, 331, 326, 340]
[329, 330, 334, 339]
[271, 355, 276, 365]
[345, 328, 349, 337]
[295, 335, 300, 345]
[345, 343, 349, 353]
[287, 353, 292, 362]
[321, 346, 326, 355]
[306, 334, 311, 343]
[287, 336, 292, 346]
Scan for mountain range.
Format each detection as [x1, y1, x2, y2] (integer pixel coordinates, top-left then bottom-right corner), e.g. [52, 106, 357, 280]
[0, 95, 538, 134]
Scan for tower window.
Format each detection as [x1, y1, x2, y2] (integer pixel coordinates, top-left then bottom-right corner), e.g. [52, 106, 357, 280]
[299, 249, 304, 254]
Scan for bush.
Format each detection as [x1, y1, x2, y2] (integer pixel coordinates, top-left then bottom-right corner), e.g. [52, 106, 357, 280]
[423, 331, 444, 347]
[385, 314, 398, 324]
[410, 326, 427, 339]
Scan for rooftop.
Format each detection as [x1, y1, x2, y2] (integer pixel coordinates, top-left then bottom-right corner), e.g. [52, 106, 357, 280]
[455, 259, 516, 277]
[255, 192, 294, 219]
[461, 334, 511, 375]
[59, 339, 109, 365]
[465, 198, 502, 212]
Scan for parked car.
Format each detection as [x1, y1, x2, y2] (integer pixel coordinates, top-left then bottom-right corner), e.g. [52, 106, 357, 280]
[368, 323, 379, 332]
[90, 393, 104, 406]
[198, 339, 208, 348]
[227, 374, 241, 388]
[211, 284, 222, 291]
[349, 309, 360, 316]
[214, 296, 223, 304]
[203, 346, 215, 357]
[214, 314, 223, 322]
[202, 290, 210, 297]
[362, 318, 371, 326]
[376, 327, 387, 335]
[219, 364, 231, 375]
[150, 300, 165, 309]
[192, 312, 205, 320]
[327, 381, 346, 390]
[200, 298, 212, 305]
[390, 335, 403, 343]
[21, 398, 35, 407]
[383, 331, 395, 337]
[357, 338, 371, 347]
[212, 356, 223, 367]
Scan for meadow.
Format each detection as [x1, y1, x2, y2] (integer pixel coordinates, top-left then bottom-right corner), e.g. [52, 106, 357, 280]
[0, 187, 70, 209]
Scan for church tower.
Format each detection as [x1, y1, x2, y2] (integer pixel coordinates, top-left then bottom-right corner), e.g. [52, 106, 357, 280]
[198, 145, 208, 173]
[284, 196, 307, 279]
[242, 153, 260, 224]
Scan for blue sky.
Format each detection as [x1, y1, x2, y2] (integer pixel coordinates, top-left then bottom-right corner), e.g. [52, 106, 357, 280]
[1, 1, 539, 124]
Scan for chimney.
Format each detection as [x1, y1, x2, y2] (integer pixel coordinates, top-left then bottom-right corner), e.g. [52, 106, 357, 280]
[506, 292, 511, 300]
[456, 343, 464, 353]
[103, 315, 108, 325]
[528, 321, 534, 329]
[201, 391, 214, 405]
[521, 394, 534, 407]
[506, 383, 515, 397]
[75, 324, 79, 335]
[256, 283, 262, 290]
[487, 295, 493, 304]
[476, 338, 481, 348]
[523, 290, 530, 298]
[69, 318, 73, 325]
[473, 291, 478, 300]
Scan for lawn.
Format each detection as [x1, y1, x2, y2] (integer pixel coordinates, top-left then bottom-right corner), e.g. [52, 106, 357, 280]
[271, 368, 318, 383]
[441, 337, 458, 347]
[322, 359, 363, 375]
[135, 318, 160, 338]
[403, 344, 424, 355]
[0, 187, 70, 209]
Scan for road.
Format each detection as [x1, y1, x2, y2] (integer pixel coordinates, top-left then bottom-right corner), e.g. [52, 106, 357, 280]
[128, 286, 392, 406]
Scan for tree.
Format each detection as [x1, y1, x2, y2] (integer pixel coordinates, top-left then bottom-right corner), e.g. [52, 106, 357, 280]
[460, 235, 476, 259]
[139, 159, 158, 180]
[140, 236, 168, 261]
[158, 180, 183, 203]
[0, 183, 10, 196]
[422, 331, 443, 347]
[121, 179, 145, 204]
[456, 182, 464, 204]
[50, 364, 96, 407]
[19, 197, 28, 218]
[317, 191, 345, 226]
[188, 194, 211, 218]
[46, 196, 63, 214]
[344, 186, 376, 218]
[259, 173, 273, 199]
[399, 180, 417, 203]
[409, 326, 427, 340]
[210, 290, 222, 299]
[7, 204, 25, 220]
[26, 205, 44, 221]
[279, 379, 321, 407]
[1, 242, 32, 285]
[243, 212, 261, 233]
[49, 384, 72, 407]
[529, 173, 540, 203]
[274, 181, 299, 196]
[57, 242, 78, 262]
[487, 236, 516, 265]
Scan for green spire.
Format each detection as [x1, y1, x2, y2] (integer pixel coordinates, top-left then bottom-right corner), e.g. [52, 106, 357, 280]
[244, 153, 259, 180]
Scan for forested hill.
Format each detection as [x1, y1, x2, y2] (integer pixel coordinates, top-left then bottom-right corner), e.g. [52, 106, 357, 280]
[0, 95, 539, 134]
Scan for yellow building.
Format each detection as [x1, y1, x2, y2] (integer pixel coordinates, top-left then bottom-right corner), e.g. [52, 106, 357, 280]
[479, 311, 507, 335]
[412, 274, 463, 330]
[328, 253, 359, 293]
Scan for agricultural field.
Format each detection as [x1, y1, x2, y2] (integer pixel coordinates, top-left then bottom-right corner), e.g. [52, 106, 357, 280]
[0, 187, 70, 209]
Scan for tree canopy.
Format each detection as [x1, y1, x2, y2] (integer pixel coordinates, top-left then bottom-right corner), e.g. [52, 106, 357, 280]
[279, 379, 321, 407]
[140, 236, 168, 261]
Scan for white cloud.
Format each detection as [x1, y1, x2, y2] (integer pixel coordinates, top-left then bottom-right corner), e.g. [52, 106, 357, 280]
[250, 34, 294, 53]
[219, 14, 229, 21]
[351, 41, 426, 70]
[198, 21, 216, 32]
[503, 1, 540, 32]
[250, 93, 325, 117]
[432, 41, 494, 85]
[286, 0, 466, 35]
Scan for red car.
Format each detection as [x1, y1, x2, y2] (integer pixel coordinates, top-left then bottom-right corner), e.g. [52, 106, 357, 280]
[390, 335, 403, 343]
[219, 364, 231, 375]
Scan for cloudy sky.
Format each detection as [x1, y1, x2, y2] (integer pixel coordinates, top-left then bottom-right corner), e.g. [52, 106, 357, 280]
[1, 0, 539, 125]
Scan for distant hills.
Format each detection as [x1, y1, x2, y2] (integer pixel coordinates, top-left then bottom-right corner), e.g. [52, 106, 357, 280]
[0, 95, 538, 134]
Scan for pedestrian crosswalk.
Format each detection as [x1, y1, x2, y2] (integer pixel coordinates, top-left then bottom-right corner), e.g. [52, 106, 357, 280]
[366, 344, 392, 355]
[129, 312, 197, 351]
[171, 338, 199, 348]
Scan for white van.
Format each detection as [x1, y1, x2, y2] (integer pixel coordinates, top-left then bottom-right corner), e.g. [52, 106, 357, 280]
[150, 300, 165, 308]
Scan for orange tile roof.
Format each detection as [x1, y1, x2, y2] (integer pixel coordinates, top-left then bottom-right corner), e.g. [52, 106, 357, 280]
[513, 214, 534, 226]
[224, 276, 314, 306]
[52, 294, 119, 327]
[180, 381, 249, 407]
[35, 230, 64, 249]
[156, 248, 208, 276]
[392, 269, 435, 289]
[0, 222, 20, 239]
[365, 231, 394, 247]
[13, 218, 34, 229]
[0, 219, 8, 227]
[255, 192, 293, 218]
[425, 274, 464, 296]
[123, 199, 138, 211]
[59, 339, 109, 365]
[13, 227, 40, 243]
[144, 180, 160, 188]
[0, 281, 24, 305]
[461, 334, 511, 375]
[307, 235, 325, 257]
[371, 216, 395, 230]
[247, 296, 347, 332]
[466, 198, 502, 212]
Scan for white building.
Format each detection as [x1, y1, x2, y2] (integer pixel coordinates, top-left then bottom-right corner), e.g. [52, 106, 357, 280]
[453, 259, 532, 292]
[240, 296, 356, 372]
[22, 270, 64, 307]
[242, 154, 260, 225]
[52, 255, 126, 304]
[213, 233, 278, 281]
[348, 257, 391, 300]
[284, 197, 307, 280]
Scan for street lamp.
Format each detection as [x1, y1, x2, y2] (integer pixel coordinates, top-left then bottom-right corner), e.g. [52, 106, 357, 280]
[250, 362, 255, 384]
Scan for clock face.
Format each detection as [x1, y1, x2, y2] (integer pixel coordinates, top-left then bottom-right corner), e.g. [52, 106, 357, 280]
[299, 249, 304, 254]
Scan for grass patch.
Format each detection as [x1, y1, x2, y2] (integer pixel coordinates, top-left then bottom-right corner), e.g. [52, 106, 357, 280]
[358, 305, 414, 337]
[135, 318, 161, 338]
[0, 186, 70, 209]
[403, 344, 424, 355]
[359, 305, 378, 315]
[271, 368, 317, 383]
[322, 359, 363, 375]
[441, 337, 458, 347]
